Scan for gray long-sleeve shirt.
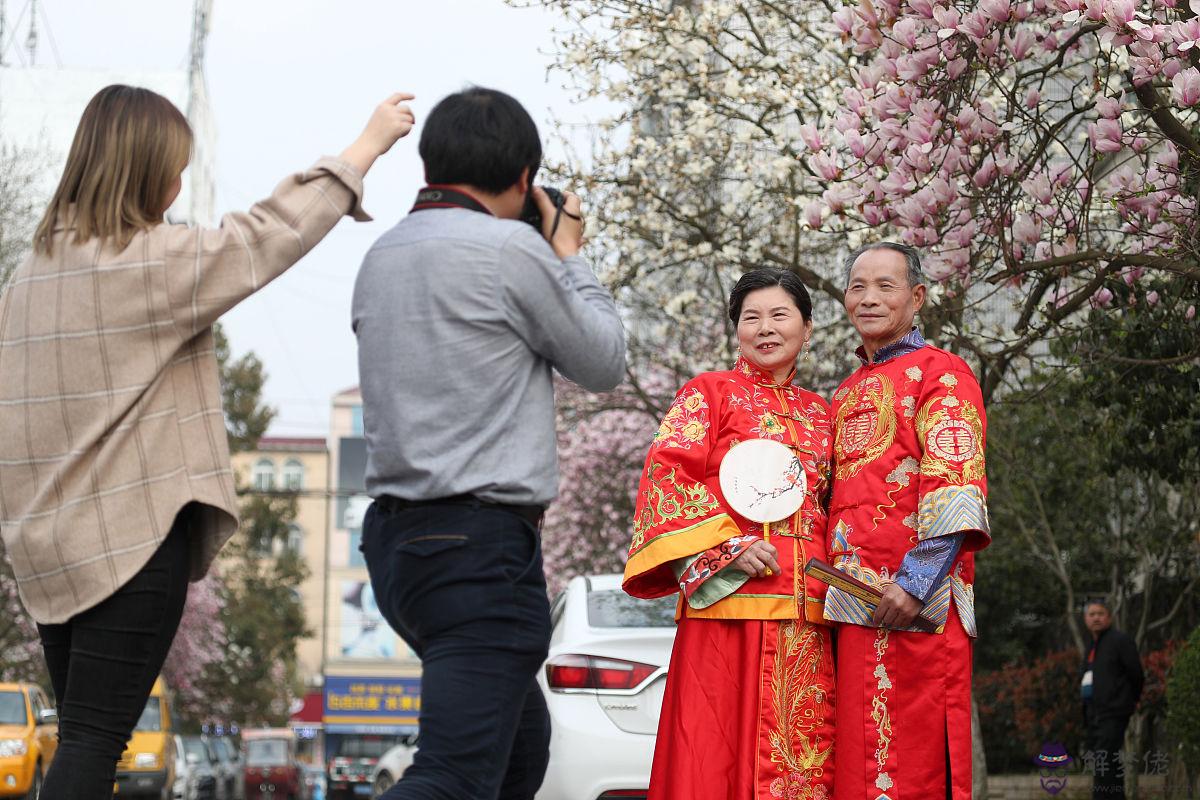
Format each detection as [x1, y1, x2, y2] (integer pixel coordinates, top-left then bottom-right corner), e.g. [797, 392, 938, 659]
[351, 207, 626, 506]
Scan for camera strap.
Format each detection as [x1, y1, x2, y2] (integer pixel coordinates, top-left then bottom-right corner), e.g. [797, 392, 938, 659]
[410, 185, 493, 216]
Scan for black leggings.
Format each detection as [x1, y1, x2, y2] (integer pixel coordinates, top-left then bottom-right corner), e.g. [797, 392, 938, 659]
[36, 508, 192, 799]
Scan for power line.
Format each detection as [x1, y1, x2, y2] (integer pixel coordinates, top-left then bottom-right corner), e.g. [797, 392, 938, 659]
[35, 0, 60, 68]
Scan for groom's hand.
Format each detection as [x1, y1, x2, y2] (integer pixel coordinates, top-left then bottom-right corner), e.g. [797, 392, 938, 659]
[873, 581, 923, 628]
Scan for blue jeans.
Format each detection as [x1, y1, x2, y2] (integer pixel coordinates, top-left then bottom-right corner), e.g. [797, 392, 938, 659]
[361, 500, 552, 800]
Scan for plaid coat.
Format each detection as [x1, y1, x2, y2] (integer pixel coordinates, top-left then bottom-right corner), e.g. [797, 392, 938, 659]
[0, 157, 367, 623]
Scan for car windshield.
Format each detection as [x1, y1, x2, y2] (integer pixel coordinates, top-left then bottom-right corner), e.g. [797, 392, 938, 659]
[134, 697, 161, 732]
[182, 738, 209, 761]
[0, 692, 26, 725]
[213, 737, 236, 760]
[337, 737, 396, 759]
[587, 589, 676, 628]
[247, 739, 289, 766]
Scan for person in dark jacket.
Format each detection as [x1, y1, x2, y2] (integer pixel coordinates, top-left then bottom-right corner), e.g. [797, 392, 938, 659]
[1080, 598, 1144, 798]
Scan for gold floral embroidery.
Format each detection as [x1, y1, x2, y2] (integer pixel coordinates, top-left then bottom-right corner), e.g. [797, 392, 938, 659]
[653, 388, 710, 450]
[629, 462, 720, 553]
[871, 630, 893, 794]
[768, 622, 832, 800]
[757, 412, 787, 439]
[834, 375, 898, 480]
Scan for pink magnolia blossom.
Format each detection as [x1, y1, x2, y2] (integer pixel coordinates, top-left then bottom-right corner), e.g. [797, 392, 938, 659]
[1090, 287, 1115, 308]
[909, 0, 936, 18]
[798, 123, 824, 152]
[1187, 305, 1197, 320]
[1013, 213, 1043, 245]
[1146, 290, 1160, 305]
[1007, 26, 1038, 59]
[1088, 118, 1124, 152]
[893, 17, 922, 49]
[980, 0, 1012, 23]
[934, 6, 961, 33]
[1095, 94, 1123, 118]
[1102, 0, 1137, 27]
[1170, 67, 1200, 106]
[1121, 266, 1146, 285]
[1023, 172, 1055, 205]
[803, 200, 824, 228]
[832, 7, 855, 35]
[822, 186, 856, 214]
[959, 10, 992, 39]
[810, 152, 841, 181]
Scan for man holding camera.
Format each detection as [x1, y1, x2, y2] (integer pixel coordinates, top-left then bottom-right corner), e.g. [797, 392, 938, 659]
[351, 87, 626, 800]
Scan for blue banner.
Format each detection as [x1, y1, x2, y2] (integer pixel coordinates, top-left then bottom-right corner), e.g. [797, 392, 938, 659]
[323, 675, 421, 730]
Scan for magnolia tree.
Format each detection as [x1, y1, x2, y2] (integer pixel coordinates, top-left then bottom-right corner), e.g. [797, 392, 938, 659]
[542, 381, 658, 593]
[528, 0, 1200, 398]
[0, 556, 45, 684]
[163, 574, 230, 725]
[816, 0, 1200, 393]
[530, 0, 863, 390]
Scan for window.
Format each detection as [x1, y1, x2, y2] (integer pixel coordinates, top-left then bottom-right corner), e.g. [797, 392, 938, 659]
[135, 697, 162, 732]
[246, 738, 289, 767]
[351, 405, 364, 436]
[586, 590, 677, 628]
[287, 524, 304, 555]
[252, 459, 276, 492]
[0, 692, 26, 725]
[282, 459, 305, 491]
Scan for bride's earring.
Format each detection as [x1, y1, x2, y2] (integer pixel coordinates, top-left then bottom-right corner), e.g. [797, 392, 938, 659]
[802, 340, 812, 361]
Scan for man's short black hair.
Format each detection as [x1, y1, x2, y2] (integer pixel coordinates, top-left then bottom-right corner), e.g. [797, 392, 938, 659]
[419, 87, 542, 195]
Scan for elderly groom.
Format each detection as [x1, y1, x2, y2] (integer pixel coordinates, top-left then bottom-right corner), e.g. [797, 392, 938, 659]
[823, 242, 991, 800]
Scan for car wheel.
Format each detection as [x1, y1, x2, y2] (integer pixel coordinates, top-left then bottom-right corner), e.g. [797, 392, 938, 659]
[23, 763, 41, 799]
[373, 771, 394, 797]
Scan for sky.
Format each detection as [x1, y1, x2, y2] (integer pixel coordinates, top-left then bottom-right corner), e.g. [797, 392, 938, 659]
[7, 0, 608, 436]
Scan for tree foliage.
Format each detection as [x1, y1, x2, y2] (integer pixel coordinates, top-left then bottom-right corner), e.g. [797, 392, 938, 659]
[168, 326, 305, 729]
[0, 555, 46, 685]
[1167, 625, 1200, 790]
[0, 143, 44, 293]
[196, 491, 309, 728]
[214, 322, 276, 453]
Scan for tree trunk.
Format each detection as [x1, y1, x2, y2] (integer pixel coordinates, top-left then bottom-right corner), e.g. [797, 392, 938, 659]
[1125, 713, 1143, 799]
[973, 693, 989, 800]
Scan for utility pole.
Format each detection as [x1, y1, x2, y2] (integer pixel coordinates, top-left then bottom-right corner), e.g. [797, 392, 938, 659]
[186, 0, 215, 224]
[25, 0, 36, 66]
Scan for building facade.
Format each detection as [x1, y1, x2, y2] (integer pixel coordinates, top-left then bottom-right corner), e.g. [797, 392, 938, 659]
[321, 389, 420, 764]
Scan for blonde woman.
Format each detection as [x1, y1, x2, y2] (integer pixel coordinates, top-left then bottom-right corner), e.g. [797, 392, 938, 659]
[0, 84, 413, 797]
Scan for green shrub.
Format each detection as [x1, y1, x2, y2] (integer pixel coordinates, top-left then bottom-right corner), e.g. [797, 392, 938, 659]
[1167, 626, 1200, 786]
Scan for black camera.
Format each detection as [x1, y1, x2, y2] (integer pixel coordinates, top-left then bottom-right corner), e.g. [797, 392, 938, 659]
[520, 187, 566, 233]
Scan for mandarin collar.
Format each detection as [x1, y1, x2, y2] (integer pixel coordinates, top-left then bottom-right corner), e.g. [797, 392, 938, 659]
[734, 355, 796, 388]
[855, 327, 927, 366]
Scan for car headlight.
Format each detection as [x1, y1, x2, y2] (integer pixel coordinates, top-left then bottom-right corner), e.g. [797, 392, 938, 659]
[134, 752, 159, 768]
[0, 739, 28, 757]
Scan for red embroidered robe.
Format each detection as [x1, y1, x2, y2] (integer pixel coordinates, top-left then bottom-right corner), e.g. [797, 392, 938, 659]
[824, 344, 990, 800]
[624, 357, 836, 800]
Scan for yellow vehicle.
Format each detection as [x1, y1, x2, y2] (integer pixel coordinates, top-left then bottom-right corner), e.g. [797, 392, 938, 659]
[0, 681, 57, 799]
[114, 678, 175, 799]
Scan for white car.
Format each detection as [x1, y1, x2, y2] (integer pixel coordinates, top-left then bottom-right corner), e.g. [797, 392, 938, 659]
[535, 573, 677, 800]
[369, 737, 417, 797]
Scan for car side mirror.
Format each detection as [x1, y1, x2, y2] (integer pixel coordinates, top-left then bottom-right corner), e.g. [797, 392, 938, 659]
[38, 708, 58, 724]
